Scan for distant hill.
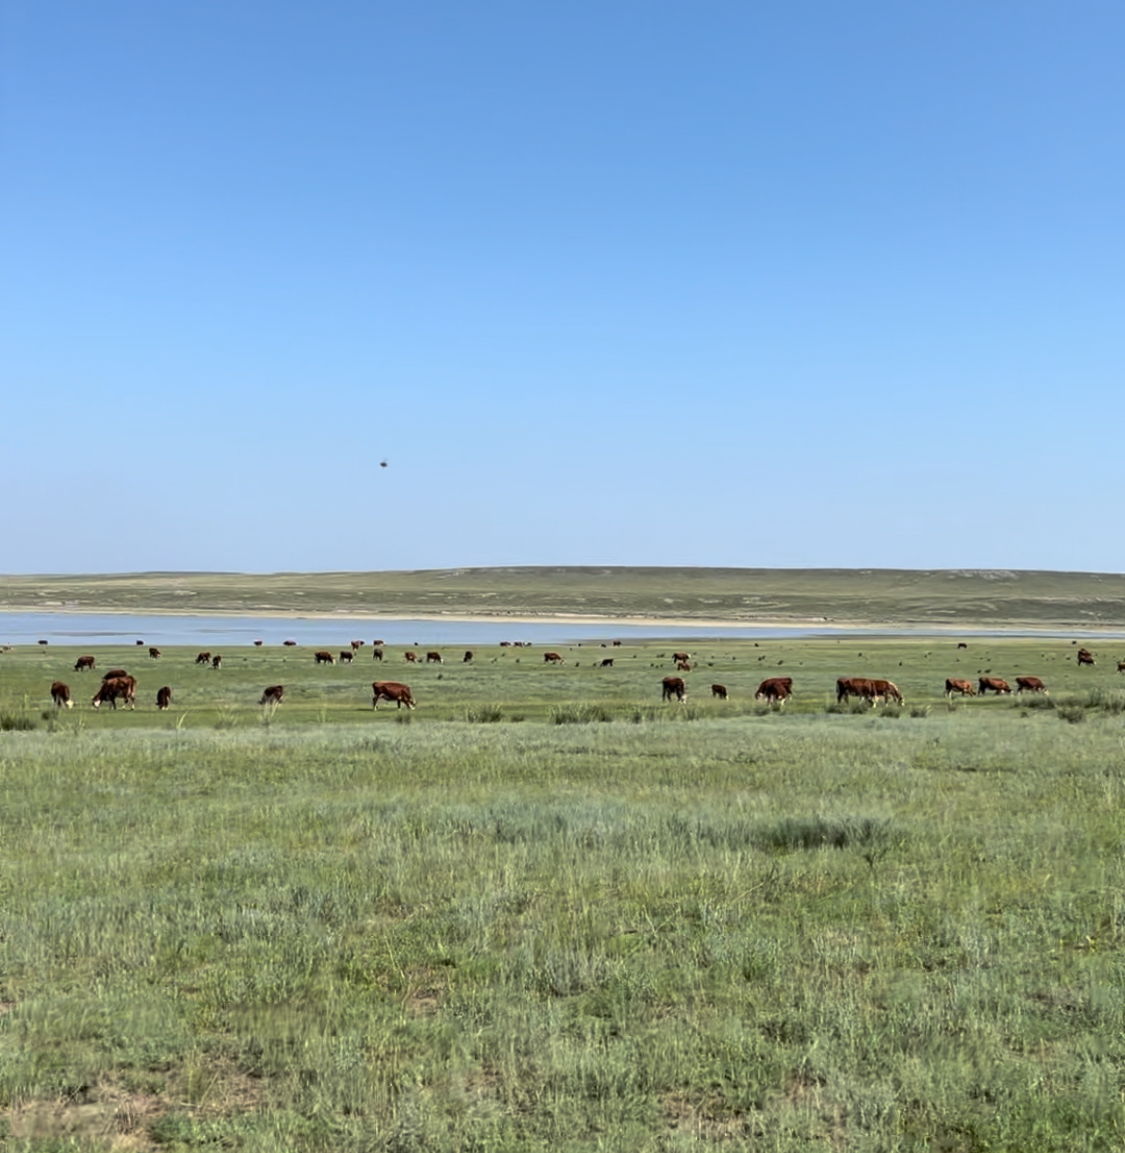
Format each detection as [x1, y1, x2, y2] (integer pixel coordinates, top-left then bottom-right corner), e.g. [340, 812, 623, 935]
[2, 567, 1125, 629]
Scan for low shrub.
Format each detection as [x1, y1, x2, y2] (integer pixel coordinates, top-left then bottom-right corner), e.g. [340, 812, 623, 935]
[0, 712, 36, 731]
[465, 704, 505, 723]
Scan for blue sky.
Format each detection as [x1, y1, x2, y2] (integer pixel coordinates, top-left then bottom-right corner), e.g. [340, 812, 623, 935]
[3, 1, 1122, 574]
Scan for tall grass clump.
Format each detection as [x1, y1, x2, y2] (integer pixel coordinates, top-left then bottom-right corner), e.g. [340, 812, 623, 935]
[464, 704, 505, 723]
[550, 703, 613, 724]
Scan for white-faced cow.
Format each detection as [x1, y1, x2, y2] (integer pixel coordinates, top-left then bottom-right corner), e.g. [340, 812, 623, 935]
[711, 684, 728, 700]
[662, 676, 687, 703]
[93, 675, 137, 710]
[314, 651, 336, 665]
[51, 681, 73, 708]
[945, 678, 975, 698]
[978, 677, 1011, 695]
[372, 681, 415, 710]
[1015, 676, 1048, 695]
[260, 685, 285, 705]
[543, 652, 564, 664]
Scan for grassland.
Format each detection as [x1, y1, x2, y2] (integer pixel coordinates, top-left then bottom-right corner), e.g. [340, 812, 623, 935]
[4, 566, 1125, 629]
[3, 635, 1125, 1150]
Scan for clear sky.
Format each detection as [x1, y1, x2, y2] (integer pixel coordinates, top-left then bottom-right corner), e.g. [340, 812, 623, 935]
[3, 1, 1122, 574]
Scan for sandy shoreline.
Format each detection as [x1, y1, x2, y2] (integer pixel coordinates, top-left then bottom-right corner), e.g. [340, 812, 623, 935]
[0, 604, 1120, 636]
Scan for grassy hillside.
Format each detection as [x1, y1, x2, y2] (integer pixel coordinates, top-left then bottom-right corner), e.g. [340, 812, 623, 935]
[3, 566, 1125, 628]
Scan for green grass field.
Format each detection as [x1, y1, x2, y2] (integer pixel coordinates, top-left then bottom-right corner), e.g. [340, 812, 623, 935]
[5, 565, 1125, 628]
[4, 635, 1125, 1150]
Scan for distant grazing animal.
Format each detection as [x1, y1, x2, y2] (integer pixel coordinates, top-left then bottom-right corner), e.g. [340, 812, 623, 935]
[836, 677, 878, 705]
[136, 640, 145, 646]
[259, 685, 285, 705]
[253, 640, 263, 647]
[211, 655, 222, 669]
[957, 642, 968, 649]
[1077, 649, 1095, 667]
[372, 647, 384, 661]
[711, 684, 728, 700]
[662, 676, 687, 703]
[37, 639, 48, 646]
[871, 679, 903, 704]
[945, 678, 976, 698]
[149, 647, 161, 659]
[425, 651, 443, 664]
[463, 650, 473, 663]
[283, 639, 297, 646]
[500, 641, 512, 647]
[978, 677, 1012, 695]
[194, 651, 211, 665]
[599, 658, 614, 667]
[93, 675, 137, 710]
[1015, 676, 1048, 694]
[372, 680, 415, 710]
[404, 650, 418, 663]
[74, 655, 96, 672]
[672, 652, 690, 665]
[102, 668, 129, 681]
[676, 661, 691, 672]
[156, 686, 172, 710]
[314, 650, 336, 665]
[350, 640, 364, 650]
[1118, 660, 1125, 674]
[543, 652, 564, 664]
[612, 640, 622, 647]
[339, 650, 353, 664]
[372, 640, 385, 647]
[756, 676, 793, 704]
[50, 681, 72, 708]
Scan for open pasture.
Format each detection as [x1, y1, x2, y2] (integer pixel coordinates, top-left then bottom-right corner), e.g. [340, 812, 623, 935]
[3, 635, 1125, 1149]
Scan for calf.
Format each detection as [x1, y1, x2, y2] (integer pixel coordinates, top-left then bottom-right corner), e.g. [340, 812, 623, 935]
[211, 655, 223, 669]
[50, 681, 73, 708]
[1077, 649, 1095, 667]
[372, 681, 415, 710]
[156, 686, 173, 710]
[404, 651, 419, 663]
[148, 647, 161, 659]
[676, 660, 691, 672]
[314, 650, 336, 665]
[74, 655, 96, 672]
[945, 678, 976, 698]
[350, 640, 364, 650]
[711, 684, 728, 700]
[372, 647, 384, 661]
[259, 685, 285, 705]
[672, 651, 690, 664]
[662, 676, 687, 702]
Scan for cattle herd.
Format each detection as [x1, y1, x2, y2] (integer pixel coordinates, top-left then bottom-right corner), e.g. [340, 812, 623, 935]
[29, 638, 1125, 718]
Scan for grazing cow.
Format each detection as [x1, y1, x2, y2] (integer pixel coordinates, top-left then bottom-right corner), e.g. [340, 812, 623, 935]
[676, 660, 691, 672]
[149, 647, 161, 659]
[351, 640, 364, 650]
[672, 651, 690, 665]
[136, 640, 145, 646]
[612, 640, 622, 647]
[1118, 660, 1125, 674]
[74, 655, 96, 672]
[662, 676, 687, 703]
[50, 681, 73, 708]
[37, 640, 48, 646]
[871, 679, 903, 705]
[1077, 649, 1095, 667]
[372, 647, 384, 661]
[314, 650, 336, 665]
[1015, 676, 1048, 695]
[711, 684, 728, 700]
[372, 680, 415, 710]
[756, 676, 793, 704]
[283, 639, 297, 646]
[211, 655, 222, 669]
[945, 678, 976, 698]
[339, 650, 354, 664]
[599, 658, 614, 668]
[156, 686, 172, 710]
[93, 675, 137, 710]
[102, 668, 128, 681]
[463, 650, 473, 663]
[957, 642, 968, 649]
[978, 677, 1012, 695]
[372, 640, 385, 647]
[253, 640, 263, 646]
[425, 651, 443, 664]
[543, 652, 564, 664]
[194, 651, 211, 665]
[404, 650, 418, 663]
[260, 685, 285, 705]
[836, 677, 878, 705]
[500, 641, 512, 647]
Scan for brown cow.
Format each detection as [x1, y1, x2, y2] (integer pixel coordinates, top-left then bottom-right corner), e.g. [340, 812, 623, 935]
[156, 686, 173, 710]
[372, 640, 385, 647]
[372, 681, 415, 710]
[711, 684, 728, 700]
[149, 647, 161, 659]
[945, 678, 976, 698]
[253, 640, 264, 647]
[93, 675, 137, 710]
[463, 650, 473, 663]
[74, 655, 96, 672]
[211, 655, 222, 669]
[957, 642, 968, 649]
[978, 677, 1011, 695]
[136, 640, 145, 646]
[339, 650, 354, 664]
[500, 641, 512, 647]
[283, 639, 297, 646]
[1077, 649, 1095, 667]
[662, 676, 687, 702]
[676, 660, 691, 672]
[425, 651, 443, 664]
[102, 668, 128, 681]
[351, 640, 364, 650]
[194, 651, 212, 665]
[50, 681, 73, 708]
[836, 677, 877, 704]
[543, 652, 564, 664]
[1118, 661, 1125, 674]
[314, 651, 336, 665]
[260, 684, 285, 705]
[672, 651, 690, 664]
[1015, 676, 1048, 695]
[871, 679, 903, 705]
[404, 651, 418, 663]
[599, 658, 614, 667]
[612, 640, 622, 647]
[372, 647, 384, 661]
[756, 676, 793, 704]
